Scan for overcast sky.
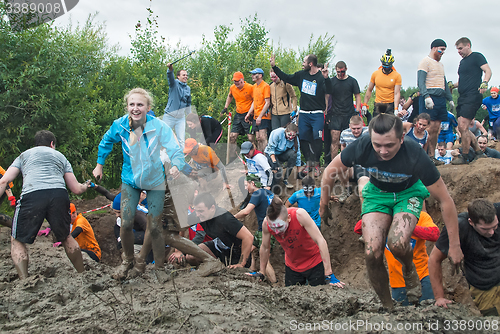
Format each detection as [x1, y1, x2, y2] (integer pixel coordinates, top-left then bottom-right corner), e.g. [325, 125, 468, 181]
[55, 0, 500, 90]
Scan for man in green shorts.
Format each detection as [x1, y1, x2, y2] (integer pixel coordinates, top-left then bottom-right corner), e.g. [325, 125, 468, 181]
[319, 113, 463, 309]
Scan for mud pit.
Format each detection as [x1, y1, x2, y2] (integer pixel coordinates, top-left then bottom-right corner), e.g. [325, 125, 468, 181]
[1, 154, 500, 333]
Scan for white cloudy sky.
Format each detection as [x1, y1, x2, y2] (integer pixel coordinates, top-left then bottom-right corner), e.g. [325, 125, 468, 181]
[55, 0, 500, 89]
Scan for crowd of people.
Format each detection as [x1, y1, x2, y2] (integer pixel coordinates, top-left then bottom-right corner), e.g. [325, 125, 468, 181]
[1, 35, 499, 316]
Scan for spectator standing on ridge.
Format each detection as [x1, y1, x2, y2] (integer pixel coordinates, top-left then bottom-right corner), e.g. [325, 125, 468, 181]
[164, 63, 191, 149]
[364, 49, 402, 117]
[451, 37, 492, 164]
[269, 69, 297, 130]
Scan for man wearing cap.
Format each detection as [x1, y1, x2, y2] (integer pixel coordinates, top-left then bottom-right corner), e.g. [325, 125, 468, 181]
[270, 54, 331, 177]
[183, 138, 230, 190]
[417, 39, 454, 164]
[452, 37, 492, 164]
[164, 63, 191, 149]
[482, 87, 500, 139]
[245, 68, 271, 152]
[269, 69, 297, 131]
[364, 49, 402, 116]
[222, 72, 255, 161]
[238, 141, 274, 194]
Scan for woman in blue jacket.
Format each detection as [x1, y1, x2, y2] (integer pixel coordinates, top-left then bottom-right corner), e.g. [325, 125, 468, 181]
[93, 88, 186, 279]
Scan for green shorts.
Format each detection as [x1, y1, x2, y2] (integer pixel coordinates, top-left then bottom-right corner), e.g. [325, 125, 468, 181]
[253, 230, 276, 250]
[361, 180, 429, 218]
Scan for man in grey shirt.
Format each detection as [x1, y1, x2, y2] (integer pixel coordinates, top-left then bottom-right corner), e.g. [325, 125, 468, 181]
[0, 130, 89, 279]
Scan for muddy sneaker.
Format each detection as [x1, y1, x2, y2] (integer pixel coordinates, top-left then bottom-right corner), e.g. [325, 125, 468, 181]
[314, 165, 321, 177]
[127, 258, 147, 279]
[403, 267, 421, 305]
[283, 179, 293, 189]
[194, 260, 224, 277]
[298, 166, 309, 179]
[337, 188, 350, 203]
[151, 268, 171, 284]
[112, 257, 134, 280]
[451, 154, 468, 165]
[430, 157, 444, 166]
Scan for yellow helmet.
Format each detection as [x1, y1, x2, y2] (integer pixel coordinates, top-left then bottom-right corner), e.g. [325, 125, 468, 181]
[380, 49, 394, 67]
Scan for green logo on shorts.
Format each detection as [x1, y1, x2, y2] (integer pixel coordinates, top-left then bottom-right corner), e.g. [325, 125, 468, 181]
[407, 197, 420, 214]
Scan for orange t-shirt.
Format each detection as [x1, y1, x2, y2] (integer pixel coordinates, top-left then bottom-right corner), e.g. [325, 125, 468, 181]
[253, 81, 271, 120]
[0, 166, 14, 189]
[385, 211, 436, 288]
[230, 82, 254, 114]
[191, 145, 220, 170]
[370, 67, 402, 103]
[72, 214, 101, 260]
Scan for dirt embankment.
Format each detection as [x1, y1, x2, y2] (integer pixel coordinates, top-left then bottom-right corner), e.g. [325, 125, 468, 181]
[1, 155, 499, 333]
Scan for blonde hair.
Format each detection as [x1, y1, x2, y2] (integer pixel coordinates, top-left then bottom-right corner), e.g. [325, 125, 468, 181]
[123, 88, 154, 112]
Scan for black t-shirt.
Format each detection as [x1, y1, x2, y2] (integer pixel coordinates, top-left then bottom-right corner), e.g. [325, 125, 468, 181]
[272, 66, 331, 111]
[190, 206, 244, 255]
[200, 116, 222, 139]
[340, 135, 440, 192]
[458, 52, 488, 96]
[484, 147, 500, 159]
[248, 188, 274, 231]
[328, 76, 360, 116]
[435, 203, 500, 290]
[187, 116, 222, 143]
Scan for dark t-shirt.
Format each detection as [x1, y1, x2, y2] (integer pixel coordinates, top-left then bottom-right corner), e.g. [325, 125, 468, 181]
[190, 206, 244, 256]
[458, 52, 488, 96]
[272, 66, 331, 111]
[187, 116, 222, 143]
[328, 76, 360, 116]
[249, 188, 274, 231]
[435, 203, 500, 290]
[340, 135, 440, 192]
[484, 147, 500, 159]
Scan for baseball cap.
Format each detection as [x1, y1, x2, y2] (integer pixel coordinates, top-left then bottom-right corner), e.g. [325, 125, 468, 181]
[183, 138, 198, 154]
[70, 203, 76, 214]
[232, 71, 244, 81]
[240, 141, 253, 155]
[491, 87, 499, 93]
[250, 68, 264, 75]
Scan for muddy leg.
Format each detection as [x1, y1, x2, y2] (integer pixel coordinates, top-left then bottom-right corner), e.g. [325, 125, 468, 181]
[388, 212, 420, 304]
[62, 235, 84, 273]
[115, 185, 140, 279]
[166, 232, 224, 277]
[11, 237, 28, 279]
[362, 212, 393, 308]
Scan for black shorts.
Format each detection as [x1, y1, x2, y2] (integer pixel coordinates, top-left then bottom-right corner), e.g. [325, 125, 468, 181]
[12, 188, 71, 244]
[204, 239, 251, 267]
[251, 118, 271, 134]
[231, 112, 251, 135]
[457, 93, 483, 120]
[327, 112, 355, 131]
[374, 102, 394, 116]
[285, 261, 325, 286]
[419, 95, 448, 121]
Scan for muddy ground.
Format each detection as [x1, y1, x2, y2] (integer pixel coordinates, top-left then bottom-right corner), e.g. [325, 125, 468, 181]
[1, 149, 500, 333]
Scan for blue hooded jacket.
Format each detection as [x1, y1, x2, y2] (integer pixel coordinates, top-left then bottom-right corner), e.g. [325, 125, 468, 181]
[97, 114, 186, 189]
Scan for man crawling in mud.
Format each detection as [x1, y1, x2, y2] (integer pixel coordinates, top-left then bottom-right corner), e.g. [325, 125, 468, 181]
[320, 114, 463, 309]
